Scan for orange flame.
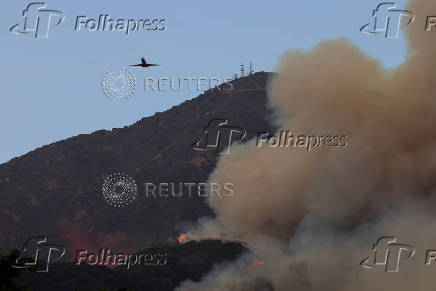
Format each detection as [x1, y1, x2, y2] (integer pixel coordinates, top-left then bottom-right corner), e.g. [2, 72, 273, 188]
[249, 260, 265, 268]
[178, 234, 186, 244]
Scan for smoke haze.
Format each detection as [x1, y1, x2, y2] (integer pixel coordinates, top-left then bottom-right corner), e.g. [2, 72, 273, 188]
[177, 0, 436, 290]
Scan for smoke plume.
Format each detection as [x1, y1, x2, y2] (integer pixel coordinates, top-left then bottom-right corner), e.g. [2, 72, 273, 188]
[177, 0, 436, 290]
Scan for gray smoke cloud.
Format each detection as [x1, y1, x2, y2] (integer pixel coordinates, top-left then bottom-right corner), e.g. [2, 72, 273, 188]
[177, 0, 436, 290]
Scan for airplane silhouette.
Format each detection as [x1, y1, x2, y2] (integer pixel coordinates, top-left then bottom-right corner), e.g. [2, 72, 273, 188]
[130, 57, 160, 68]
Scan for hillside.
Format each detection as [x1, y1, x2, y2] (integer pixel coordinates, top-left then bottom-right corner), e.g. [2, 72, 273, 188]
[0, 72, 274, 257]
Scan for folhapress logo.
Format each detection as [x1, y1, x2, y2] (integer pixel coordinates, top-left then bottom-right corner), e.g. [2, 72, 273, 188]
[12, 236, 65, 272]
[10, 3, 166, 39]
[360, 2, 415, 38]
[192, 119, 246, 155]
[360, 237, 415, 272]
[10, 2, 65, 39]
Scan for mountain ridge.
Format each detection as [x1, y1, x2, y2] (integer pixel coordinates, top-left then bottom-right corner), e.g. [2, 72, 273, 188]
[0, 72, 275, 256]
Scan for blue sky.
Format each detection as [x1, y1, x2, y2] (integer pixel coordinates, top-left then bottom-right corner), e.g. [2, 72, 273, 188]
[0, 0, 410, 163]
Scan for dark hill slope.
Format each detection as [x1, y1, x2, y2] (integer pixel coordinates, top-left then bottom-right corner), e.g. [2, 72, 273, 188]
[0, 72, 274, 254]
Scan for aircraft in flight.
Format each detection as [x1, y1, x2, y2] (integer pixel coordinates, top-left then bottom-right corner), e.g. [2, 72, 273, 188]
[130, 57, 160, 68]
